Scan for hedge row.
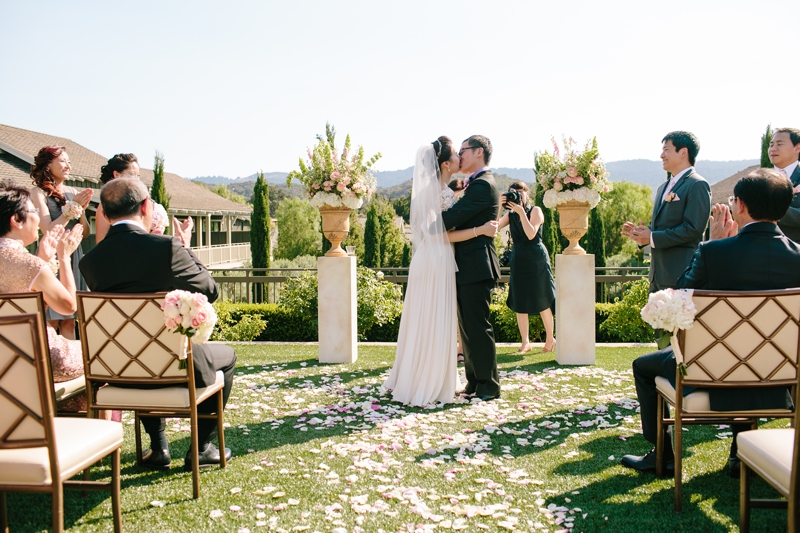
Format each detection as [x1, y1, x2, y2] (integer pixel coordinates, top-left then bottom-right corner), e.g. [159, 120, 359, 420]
[212, 278, 654, 343]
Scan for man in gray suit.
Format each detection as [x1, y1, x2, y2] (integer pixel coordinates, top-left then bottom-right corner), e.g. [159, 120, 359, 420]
[622, 131, 711, 292]
[772, 127, 800, 242]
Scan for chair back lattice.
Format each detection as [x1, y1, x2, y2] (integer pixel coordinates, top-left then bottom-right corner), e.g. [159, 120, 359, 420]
[0, 314, 53, 449]
[0, 291, 47, 338]
[678, 289, 800, 386]
[76, 292, 187, 384]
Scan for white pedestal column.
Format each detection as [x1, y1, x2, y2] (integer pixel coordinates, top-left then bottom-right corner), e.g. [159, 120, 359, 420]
[318, 256, 357, 363]
[555, 254, 595, 365]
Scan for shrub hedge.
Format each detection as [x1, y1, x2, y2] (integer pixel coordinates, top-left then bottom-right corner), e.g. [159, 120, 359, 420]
[212, 278, 654, 343]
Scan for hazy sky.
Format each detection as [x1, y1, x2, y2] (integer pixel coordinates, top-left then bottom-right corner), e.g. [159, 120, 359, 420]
[1, 1, 797, 179]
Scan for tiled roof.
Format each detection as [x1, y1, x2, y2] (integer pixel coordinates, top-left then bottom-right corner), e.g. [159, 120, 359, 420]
[0, 123, 250, 216]
[709, 164, 760, 204]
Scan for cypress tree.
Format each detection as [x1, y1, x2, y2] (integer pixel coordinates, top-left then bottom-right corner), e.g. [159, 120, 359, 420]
[761, 124, 773, 168]
[250, 172, 271, 302]
[151, 150, 171, 213]
[586, 207, 607, 301]
[363, 202, 382, 268]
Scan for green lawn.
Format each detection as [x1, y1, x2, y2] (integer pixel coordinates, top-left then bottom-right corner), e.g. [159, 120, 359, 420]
[6, 345, 790, 532]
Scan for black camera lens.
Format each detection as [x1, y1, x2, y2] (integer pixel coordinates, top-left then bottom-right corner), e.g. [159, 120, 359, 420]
[504, 189, 521, 205]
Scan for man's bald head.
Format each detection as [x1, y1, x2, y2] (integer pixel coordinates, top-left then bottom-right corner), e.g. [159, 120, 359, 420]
[101, 178, 150, 221]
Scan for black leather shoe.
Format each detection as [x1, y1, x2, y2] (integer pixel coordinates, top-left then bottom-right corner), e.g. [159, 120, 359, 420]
[728, 457, 741, 479]
[477, 393, 500, 402]
[183, 443, 233, 472]
[620, 448, 674, 474]
[141, 448, 171, 470]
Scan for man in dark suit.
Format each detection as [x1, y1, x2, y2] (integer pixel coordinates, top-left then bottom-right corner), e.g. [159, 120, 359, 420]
[441, 135, 501, 401]
[623, 131, 711, 292]
[772, 127, 800, 242]
[621, 168, 800, 477]
[80, 179, 236, 471]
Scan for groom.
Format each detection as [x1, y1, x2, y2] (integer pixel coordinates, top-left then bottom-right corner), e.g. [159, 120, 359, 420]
[442, 135, 502, 401]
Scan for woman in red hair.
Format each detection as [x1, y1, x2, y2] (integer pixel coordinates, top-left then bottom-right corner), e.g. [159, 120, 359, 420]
[29, 146, 91, 339]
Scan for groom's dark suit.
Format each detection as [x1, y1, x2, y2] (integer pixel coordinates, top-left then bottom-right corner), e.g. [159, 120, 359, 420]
[79, 223, 236, 445]
[633, 222, 800, 447]
[441, 170, 501, 397]
[648, 168, 711, 291]
[777, 165, 800, 242]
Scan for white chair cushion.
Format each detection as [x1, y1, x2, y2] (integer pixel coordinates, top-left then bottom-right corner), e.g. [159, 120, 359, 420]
[54, 375, 86, 400]
[95, 370, 224, 408]
[737, 428, 794, 497]
[655, 376, 794, 415]
[0, 417, 123, 486]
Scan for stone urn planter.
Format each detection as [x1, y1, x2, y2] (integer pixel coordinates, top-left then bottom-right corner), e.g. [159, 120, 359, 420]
[556, 201, 590, 255]
[319, 205, 351, 257]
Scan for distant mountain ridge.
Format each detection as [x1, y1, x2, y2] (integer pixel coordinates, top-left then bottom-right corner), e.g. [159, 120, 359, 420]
[192, 159, 759, 194]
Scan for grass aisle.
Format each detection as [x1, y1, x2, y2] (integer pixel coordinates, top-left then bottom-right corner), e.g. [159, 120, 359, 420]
[8, 345, 788, 532]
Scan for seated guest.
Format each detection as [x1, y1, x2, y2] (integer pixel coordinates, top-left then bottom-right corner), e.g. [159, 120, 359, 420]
[79, 178, 236, 471]
[0, 183, 86, 410]
[621, 168, 800, 477]
[96, 153, 193, 245]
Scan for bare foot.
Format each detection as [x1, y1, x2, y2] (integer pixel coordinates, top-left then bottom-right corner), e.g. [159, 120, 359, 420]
[542, 339, 557, 353]
[515, 343, 532, 355]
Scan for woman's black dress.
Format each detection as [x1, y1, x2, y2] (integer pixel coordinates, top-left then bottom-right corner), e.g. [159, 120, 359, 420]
[506, 205, 556, 315]
[43, 191, 87, 321]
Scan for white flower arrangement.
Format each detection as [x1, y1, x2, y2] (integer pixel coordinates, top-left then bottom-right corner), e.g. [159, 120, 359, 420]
[535, 137, 611, 209]
[61, 200, 84, 221]
[287, 125, 380, 210]
[640, 288, 697, 375]
[161, 290, 218, 369]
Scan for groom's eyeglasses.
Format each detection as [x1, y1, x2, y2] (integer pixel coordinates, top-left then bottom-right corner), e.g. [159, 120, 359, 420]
[728, 196, 736, 206]
[458, 147, 478, 156]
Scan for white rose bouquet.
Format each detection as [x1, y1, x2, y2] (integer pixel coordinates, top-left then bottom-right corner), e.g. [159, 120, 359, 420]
[640, 288, 697, 375]
[161, 290, 218, 369]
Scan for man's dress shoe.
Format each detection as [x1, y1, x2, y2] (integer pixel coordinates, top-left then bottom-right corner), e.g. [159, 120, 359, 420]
[141, 448, 171, 470]
[184, 443, 233, 472]
[620, 448, 674, 474]
[477, 393, 500, 402]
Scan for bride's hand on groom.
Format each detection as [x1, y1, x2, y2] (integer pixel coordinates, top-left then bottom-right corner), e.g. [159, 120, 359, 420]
[480, 220, 499, 237]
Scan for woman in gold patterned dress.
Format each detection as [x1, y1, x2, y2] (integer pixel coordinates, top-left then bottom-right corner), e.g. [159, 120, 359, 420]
[0, 183, 86, 393]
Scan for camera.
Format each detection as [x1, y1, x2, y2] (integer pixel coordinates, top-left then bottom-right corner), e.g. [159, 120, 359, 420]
[504, 189, 521, 206]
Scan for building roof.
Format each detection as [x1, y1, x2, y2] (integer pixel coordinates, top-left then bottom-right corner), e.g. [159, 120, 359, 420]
[0, 123, 250, 216]
[709, 164, 760, 204]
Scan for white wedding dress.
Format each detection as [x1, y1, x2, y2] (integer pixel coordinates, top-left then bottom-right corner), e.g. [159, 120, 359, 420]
[383, 145, 459, 406]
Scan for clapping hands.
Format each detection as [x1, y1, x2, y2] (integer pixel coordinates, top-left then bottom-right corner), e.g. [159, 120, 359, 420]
[58, 225, 84, 258]
[709, 203, 738, 240]
[172, 216, 194, 248]
[621, 221, 651, 246]
[36, 224, 66, 262]
[73, 188, 93, 209]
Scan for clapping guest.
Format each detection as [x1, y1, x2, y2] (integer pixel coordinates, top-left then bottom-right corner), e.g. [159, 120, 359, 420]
[97, 153, 194, 246]
[496, 181, 556, 354]
[0, 183, 86, 409]
[29, 146, 91, 339]
[771, 128, 800, 241]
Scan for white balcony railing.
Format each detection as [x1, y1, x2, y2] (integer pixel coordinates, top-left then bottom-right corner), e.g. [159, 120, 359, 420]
[192, 243, 251, 267]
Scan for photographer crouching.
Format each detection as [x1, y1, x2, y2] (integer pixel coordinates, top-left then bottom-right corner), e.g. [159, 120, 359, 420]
[497, 181, 556, 354]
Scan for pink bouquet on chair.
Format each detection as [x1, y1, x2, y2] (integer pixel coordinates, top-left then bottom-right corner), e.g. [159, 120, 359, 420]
[640, 288, 697, 376]
[161, 290, 217, 369]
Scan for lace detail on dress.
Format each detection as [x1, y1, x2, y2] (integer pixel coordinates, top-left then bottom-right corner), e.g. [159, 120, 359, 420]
[0, 246, 47, 292]
[440, 187, 457, 211]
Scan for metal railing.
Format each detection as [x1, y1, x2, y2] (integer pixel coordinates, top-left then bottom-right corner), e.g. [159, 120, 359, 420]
[209, 265, 649, 304]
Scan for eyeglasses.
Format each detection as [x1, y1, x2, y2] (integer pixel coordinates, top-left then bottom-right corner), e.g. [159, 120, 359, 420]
[728, 196, 736, 205]
[26, 208, 39, 213]
[458, 147, 478, 156]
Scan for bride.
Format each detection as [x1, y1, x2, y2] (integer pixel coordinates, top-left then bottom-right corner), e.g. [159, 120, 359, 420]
[383, 137, 498, 406]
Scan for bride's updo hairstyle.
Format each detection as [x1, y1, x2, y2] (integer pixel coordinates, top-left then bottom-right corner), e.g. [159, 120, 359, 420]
[100, 153, 139, 184]
[432, 136, 453, 167]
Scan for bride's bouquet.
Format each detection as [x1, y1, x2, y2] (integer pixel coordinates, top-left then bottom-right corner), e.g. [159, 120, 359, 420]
[535, 136, 611, 208]
[287, 124, 381, 210]
[161, 290, 217, 369]
[640, 288, 697, 375]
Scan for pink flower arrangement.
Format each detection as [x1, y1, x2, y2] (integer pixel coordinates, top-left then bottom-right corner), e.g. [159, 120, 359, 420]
[150, 201, 169, 234]
[535, 136, 611, 209]
[61, 200, 84, 221]
[161, 289, 218, 368]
